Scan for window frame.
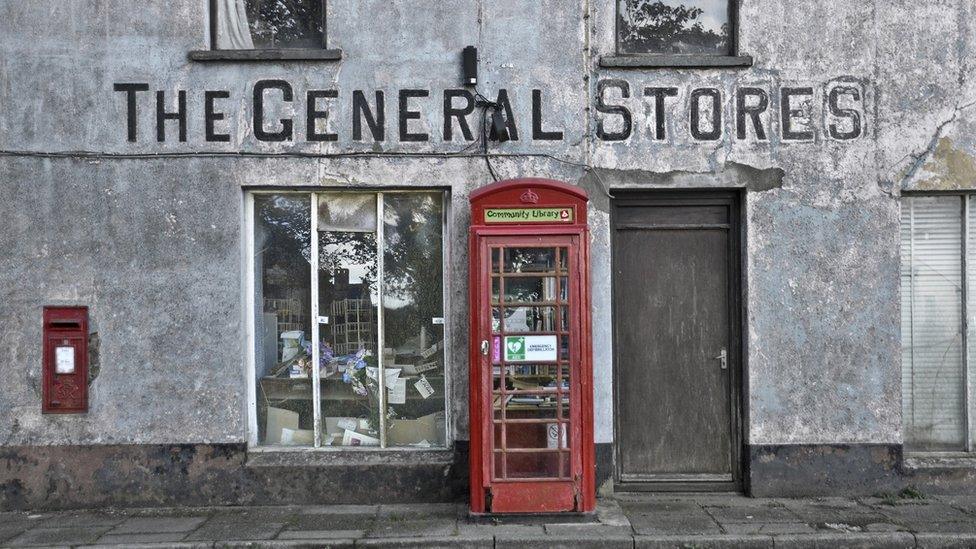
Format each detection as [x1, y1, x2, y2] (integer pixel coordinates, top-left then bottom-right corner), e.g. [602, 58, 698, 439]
[600, 0, 753, 69]
[189, 0, 342, 62]
[901, 191, 976, 456]
[244, 189, 452, 452]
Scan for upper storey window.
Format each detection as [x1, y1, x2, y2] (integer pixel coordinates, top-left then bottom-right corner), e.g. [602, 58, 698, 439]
[618, 0, 730, 55]
[216, 0, 325, 50]
[191, 0, 340, 61]
[603, 0, 750, 68]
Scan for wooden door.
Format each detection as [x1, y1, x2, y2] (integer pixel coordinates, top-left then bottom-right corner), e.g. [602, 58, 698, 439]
[612, 192, 742, 490]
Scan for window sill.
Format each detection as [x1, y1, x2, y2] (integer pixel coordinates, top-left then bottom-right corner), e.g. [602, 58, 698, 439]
[188, 48, 343, 62]
[599, 54, 753, 69]
[903, 453, 976, 471]
[245, 445, 455, 468]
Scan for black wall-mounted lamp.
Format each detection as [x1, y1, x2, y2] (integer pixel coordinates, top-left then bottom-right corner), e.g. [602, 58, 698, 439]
[491, 110, 510, 143]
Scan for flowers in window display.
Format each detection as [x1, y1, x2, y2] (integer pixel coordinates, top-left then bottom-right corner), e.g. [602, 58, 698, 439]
[336, 347, 369, 395]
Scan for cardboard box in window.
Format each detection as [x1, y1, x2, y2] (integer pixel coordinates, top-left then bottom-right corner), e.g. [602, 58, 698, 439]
[387, 412, 445, 446]
[266, 407, 299, 445]
[324, 417, 366, 436]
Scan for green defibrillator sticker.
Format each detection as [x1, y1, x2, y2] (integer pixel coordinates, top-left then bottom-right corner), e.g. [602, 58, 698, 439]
[505, 337, 526, 361]
[484, 208, 573, 223]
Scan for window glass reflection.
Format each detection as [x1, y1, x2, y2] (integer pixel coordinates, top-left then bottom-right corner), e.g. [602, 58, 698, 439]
[254, 194, 314, 446]
[218, 0, 324, 50]
[618, 0, 730, 55]
[318, 227, 380, 447]
[382, 193, 446, 448]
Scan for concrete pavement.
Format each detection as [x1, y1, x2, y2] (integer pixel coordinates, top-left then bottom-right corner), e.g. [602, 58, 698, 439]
[2, 493, 976, 547]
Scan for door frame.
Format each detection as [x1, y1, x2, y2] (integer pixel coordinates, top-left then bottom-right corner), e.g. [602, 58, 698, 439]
[610, 190, 745, 492]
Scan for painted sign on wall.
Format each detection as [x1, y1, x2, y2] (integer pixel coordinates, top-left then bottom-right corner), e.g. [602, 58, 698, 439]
[111, 77, 867, 145]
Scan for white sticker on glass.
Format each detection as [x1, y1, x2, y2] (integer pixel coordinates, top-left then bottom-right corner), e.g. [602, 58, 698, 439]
[55, 346, 75, 374]
[503, 335, 558, 362]
[414, 375, 435, 399]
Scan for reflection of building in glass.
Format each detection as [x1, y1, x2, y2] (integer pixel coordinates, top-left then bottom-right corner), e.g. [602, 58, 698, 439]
[327, 269, 377, 355]
[262, 297, 305, 362]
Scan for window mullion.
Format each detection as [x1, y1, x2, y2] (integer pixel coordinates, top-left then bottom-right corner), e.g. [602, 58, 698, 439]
[311, 193, 323, 448]
[377, 193, 387, 448]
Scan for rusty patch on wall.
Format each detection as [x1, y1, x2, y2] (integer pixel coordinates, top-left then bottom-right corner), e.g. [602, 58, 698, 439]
[913, 138, 976, 191]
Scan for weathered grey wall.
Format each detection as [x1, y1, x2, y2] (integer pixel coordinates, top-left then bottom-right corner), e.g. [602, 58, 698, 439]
[0, 0, 974, 457]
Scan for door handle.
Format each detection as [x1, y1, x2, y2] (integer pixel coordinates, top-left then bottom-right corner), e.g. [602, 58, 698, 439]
[481, 340, 489, 356]
[715, 348, 728, 370]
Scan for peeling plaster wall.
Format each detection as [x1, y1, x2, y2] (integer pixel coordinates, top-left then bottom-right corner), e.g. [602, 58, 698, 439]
[0, 0, 973, 452]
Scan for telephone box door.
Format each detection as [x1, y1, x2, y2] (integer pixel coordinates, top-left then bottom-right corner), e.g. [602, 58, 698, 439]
[474, 234, 584, 513]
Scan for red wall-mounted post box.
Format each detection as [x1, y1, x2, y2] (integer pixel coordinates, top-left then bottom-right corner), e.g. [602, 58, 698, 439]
[42, 306, 89, 414]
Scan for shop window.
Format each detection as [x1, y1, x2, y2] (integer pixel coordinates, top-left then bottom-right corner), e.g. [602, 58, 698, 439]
[251, 191, 447, 448]
[604, 0, 751, 67]
[191, 0, 340, 61]
[900, 195, 975, 453]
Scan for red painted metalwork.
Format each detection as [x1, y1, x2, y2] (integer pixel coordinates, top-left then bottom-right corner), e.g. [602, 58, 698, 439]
[42, 306, 89, 414]
[469, 178, 593, 514]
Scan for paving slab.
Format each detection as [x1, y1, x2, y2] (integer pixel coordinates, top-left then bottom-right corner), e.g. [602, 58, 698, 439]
[367, 517, 458, 538]
[6, 526, 112, 546]
[721, 521, 817, 534]
[184, 519, 285, 541]
[780, 499, 889, 525]
[29, 511, 127, 529]
[0, 526, 27, 544]
[915, 532, 976, 548]
[276, 529, 364, 539]
[871, 500, 974, 524]
[635, 534, 774, 548]
[770, 531, 916, 548]
[356, 537, 492, 548]
[864, 522, 905, 532]
[377, 503, 465, 519]
[543, 522, 633, 535]
[0, 512, 42, 529]
[287, 512, 376, 531]
[456, 523, 544, 538]
[703, 502, 800, 523]
[496, 535, 633, 549]
[84, 541, 214, 549]
[594, 499, 632, 527]
[110, 516, 207, 534]
[619, 498, 704, 514]
[628, 507, 723, 535]
[213, 542, 352, 549]
[819, 522, 866, 533]
[900, 520, 976, 533]
[91, 531, 192, 544]
[935, 495, 976, 515]
[300, 504, 379, 516]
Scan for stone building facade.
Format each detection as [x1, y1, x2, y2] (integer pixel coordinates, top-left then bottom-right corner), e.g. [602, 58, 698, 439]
[1, 0, 975, 510]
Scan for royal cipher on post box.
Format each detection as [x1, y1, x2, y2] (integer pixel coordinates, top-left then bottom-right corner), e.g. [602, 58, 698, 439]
[42, 306, 89, 414]
[468, 178, 594, 514]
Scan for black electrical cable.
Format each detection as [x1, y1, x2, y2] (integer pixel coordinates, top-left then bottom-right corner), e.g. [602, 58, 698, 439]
[472, 88, 501, 182]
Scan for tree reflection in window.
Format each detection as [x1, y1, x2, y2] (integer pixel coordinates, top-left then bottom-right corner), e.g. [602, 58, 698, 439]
[245, 0, 324, 49]
[618, 0, 730, 55]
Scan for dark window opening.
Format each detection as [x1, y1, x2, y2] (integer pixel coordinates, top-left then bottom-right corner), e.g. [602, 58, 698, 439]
[604, 0, 751, 68]
[191, 0, 340, 61]
[218, 0, 325, 50]
[618, 0, 731, 55]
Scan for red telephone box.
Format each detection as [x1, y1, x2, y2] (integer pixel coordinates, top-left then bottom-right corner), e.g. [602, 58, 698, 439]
[468, 178, 594, 514]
